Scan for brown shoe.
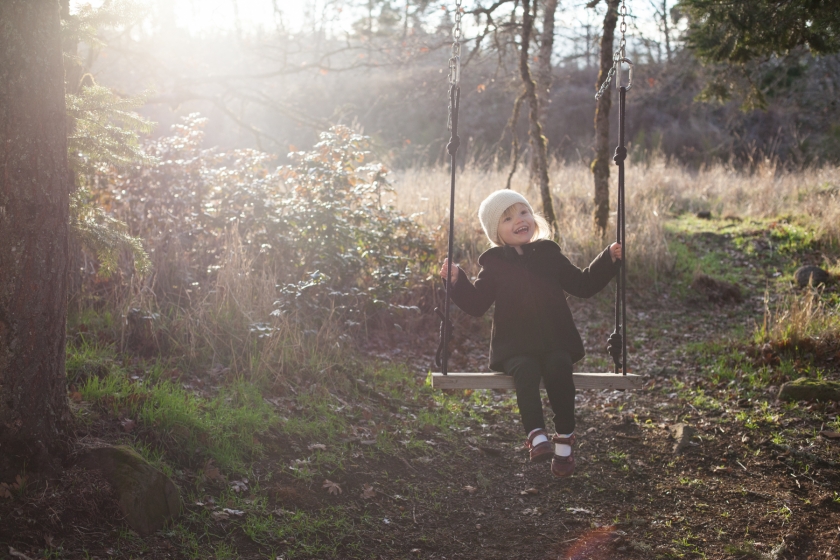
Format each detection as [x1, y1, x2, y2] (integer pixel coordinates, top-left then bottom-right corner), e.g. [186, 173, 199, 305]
[527, 429, 553, 463]
[526, 430, 554, 463]
[551, 434, 576, 478]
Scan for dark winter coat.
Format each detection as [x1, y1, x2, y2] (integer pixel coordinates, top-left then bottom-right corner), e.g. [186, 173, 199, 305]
[449, 239, 618, 371]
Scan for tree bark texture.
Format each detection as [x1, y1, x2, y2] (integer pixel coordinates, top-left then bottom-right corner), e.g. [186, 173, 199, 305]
[0, 0, 72, 463]
[519, 0, 556, 229]
[536, 0, 558, 126]
[591, 0, 619, 238]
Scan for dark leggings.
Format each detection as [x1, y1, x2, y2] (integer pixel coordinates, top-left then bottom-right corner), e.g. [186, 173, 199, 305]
[503, 348, 575, 435]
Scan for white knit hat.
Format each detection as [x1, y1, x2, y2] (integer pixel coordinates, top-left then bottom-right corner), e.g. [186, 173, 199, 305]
[478, 189, 533, 244]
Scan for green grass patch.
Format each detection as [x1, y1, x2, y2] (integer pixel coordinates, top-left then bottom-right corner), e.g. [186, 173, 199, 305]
[79, 365, 279, 472]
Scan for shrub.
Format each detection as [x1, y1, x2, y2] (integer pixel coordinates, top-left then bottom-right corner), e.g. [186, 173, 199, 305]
[83, 118, 432, 369]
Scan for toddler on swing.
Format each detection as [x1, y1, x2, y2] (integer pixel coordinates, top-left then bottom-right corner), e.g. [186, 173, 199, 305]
[440, 189, 622, 477]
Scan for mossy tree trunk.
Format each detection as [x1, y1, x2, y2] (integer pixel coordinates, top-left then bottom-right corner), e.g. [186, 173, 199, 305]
[591, 0, 619, 238]
[0, 0, 72, 467]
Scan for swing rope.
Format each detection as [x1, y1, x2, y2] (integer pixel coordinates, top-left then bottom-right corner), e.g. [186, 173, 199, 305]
[435, 0, 462, 375]
[436, 0, 633, 378]
[598, 0, 631, 376]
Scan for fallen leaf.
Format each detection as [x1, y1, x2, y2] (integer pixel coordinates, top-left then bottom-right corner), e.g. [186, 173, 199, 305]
[70, 392, 83, 403]
[520, 487, 539, 496]
[121, 419, 136, 433]
[323, 479, 342, 495]
[204, 463, 224, 482]
[211, 511, 230, 521]
[0, 483, 11, 499]
[360, 440, 377, 446]
[420, 424, 436, 436]
[8, 548, 35, 560]
[463, 485, 477, 494]
[361, 484, 376, 499]
[308, 443, 327, 451]
[230, 480, 249, 493]
[567, 507, 593, 515]
[222, 508, 245, 516]
[820, 430, 840, 440]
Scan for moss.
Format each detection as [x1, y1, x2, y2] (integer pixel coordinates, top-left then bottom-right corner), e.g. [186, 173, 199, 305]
[778, 378, 840, 402]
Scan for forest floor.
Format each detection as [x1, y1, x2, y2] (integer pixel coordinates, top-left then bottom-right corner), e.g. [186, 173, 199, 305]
[2, 215, 840, 559]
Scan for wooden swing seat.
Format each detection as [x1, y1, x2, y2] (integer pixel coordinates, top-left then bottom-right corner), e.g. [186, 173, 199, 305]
[432, 372, 643, 391]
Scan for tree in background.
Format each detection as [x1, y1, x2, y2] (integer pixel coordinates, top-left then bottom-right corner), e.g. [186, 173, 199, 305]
[590, 0, 619, 238]
[61, 1, 153, 284]
[682, 0, 840, 108]
[0, 0, 72, 470]
[516, 0, 556, 227]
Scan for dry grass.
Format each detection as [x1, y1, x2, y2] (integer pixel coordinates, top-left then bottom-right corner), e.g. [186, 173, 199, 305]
[391, 157, 840, 282]
[78, 157, 840, 378]
[111, 230, 347, 383]
[759, 287, 840, 345]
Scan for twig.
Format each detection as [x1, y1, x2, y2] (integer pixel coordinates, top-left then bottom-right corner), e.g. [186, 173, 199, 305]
[400, 457, 419, 473]
[766, 441, 839, 469]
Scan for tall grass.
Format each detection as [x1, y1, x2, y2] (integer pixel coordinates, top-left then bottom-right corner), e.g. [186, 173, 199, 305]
[71, 149, 840, 380]
[758, 287, 840, 345]
[391, 157, 840, 281]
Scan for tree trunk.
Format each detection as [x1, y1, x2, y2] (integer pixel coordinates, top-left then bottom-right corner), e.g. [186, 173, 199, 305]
[591, 0, 619, 238]
[519, 0, 556, 228]
[0, 0, 72, 469]
[536, 0, 558, 126]
[662, 0, 672, 62]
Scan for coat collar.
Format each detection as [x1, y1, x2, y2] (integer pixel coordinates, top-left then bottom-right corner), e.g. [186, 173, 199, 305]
[478, 239, 551, 265]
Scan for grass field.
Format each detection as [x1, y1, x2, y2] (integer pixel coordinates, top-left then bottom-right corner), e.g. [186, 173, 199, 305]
[392, 158, 840, 284]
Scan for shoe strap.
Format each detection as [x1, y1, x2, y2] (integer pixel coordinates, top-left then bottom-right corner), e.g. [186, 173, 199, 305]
[552, 434, 576, 445]
[527, 429, 547, 445]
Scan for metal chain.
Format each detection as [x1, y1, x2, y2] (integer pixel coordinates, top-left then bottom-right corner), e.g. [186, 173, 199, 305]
[447, 0, 462, 129]
[595, 0, 627, 101]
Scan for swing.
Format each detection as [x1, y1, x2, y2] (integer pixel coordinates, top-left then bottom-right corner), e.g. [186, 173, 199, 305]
[432, 0, 642, 391]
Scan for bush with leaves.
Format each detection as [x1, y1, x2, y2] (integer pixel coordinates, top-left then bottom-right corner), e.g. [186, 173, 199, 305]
[102, 118, 432, 328]
[271, 126, 433, 321]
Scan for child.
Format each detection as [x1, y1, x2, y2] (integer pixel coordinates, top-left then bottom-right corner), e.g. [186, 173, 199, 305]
[440, 189, 622, 477]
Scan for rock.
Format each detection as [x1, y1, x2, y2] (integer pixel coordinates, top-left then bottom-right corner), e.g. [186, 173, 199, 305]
[79, 445, 181, 536]
[794, 265, 830, 288]
[696, 210, 712, 219]
[778, 378, 840, 402]
[669, 423, 696, 453]
[690, 273, 742, 304]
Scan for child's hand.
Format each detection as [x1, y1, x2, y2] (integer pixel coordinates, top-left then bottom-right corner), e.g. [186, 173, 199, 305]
[439, 258, 459, 285]
[610, 242, 623, 262]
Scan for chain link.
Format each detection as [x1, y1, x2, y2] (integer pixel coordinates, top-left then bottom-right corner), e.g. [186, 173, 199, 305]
[595, 0, 627, 101]
[447, 0, 463, 129]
